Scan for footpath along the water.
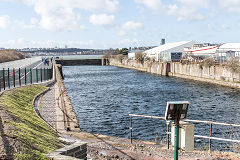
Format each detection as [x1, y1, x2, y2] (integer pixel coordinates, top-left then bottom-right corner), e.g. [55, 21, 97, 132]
[36, 79, 240, 159]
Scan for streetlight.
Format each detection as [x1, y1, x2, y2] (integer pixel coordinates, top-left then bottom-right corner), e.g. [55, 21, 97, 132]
[165, 101, 190, 160]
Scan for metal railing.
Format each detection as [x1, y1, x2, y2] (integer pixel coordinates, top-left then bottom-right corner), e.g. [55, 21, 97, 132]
[0, 67, 53, 92]
[129, 114, 240, 152]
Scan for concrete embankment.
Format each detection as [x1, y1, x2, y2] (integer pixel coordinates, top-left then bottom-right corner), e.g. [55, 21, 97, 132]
[109, 58, 240, 88]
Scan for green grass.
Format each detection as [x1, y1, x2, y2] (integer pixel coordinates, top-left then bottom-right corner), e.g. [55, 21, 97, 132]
[0, 85, 63, 160]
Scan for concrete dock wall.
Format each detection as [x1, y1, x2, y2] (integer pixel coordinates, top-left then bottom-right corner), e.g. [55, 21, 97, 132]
[55, 63, 80, 132]
[109, 58, 240, 88]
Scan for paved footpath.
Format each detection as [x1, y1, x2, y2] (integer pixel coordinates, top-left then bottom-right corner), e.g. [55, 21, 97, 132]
[38, 83, 57, 129]
[37, 81, 67, 132]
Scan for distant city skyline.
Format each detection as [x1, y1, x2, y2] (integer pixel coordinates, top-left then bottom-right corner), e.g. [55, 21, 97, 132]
[0, 0, 240, 49]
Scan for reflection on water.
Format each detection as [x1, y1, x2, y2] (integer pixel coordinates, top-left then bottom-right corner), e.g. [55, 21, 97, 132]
[63, 65, 240, 151]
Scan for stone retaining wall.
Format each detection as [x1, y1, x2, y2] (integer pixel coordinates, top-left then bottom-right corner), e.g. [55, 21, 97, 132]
[55, 63, 80, 131]
[109, 58, 240, 88]
[46, 141, 87, 160]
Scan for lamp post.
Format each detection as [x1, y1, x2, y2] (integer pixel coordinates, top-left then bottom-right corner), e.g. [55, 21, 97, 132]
[165, 101, 190, 160]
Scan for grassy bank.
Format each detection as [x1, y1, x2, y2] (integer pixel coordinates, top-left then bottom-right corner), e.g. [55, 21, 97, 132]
[0, 49, 25, 63]
[0, 85, 62, 159]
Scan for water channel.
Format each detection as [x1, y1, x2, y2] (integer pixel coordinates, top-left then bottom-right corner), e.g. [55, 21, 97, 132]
[63, 65, 240, 151]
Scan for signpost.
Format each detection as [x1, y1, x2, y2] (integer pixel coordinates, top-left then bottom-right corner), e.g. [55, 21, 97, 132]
[165, 101, 190, 160]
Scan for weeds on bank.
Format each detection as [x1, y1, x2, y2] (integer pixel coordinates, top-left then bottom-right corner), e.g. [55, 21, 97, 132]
[0, 85, 63, 160]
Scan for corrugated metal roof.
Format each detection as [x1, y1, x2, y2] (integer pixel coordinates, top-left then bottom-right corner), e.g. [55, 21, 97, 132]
[219, 43, 240, 49]
[144, 41, 194, 54]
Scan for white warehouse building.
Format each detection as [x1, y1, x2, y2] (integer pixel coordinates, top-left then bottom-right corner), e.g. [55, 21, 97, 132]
[216, 43, 240, 61]
[144, 41, 196, 62]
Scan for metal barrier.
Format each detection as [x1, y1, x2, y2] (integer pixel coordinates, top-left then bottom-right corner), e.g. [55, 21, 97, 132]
[0, 67, 53, 91]
[129, 114, 240, 152]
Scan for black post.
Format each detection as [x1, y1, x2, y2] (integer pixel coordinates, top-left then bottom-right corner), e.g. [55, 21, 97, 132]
[7, 68, 10, 89]
[30, 68, 32, 84]
[49, 68, 53, 79]
[13, 68, 15, 87]
[25, 68, 27, 85]
[44, 68, 46, 81]
[19, 68, 21, 87]
[41, 68, 42, 82]
[3, 68, 5, 90]
[46, 68, 49, 80]
[36, 68, 38, 83]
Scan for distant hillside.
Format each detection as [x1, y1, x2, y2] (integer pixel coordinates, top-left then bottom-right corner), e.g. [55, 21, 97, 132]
[0, 49, 25, 63]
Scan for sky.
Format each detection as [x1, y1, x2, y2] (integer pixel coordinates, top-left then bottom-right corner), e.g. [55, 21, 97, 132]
[0, 0, 240, 49]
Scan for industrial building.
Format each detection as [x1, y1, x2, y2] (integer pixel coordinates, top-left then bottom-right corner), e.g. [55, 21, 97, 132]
[216, 43, 240, 61]
[184, 44, 218, 57]
[182, 43, 240, 62]
[129, 41, 240, 62]
[144, 41, 196, 62]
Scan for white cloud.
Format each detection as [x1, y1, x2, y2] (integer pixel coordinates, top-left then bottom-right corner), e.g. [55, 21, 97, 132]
[218, 0, 240, 13]
[122, 21, 143, 30]
[22, 0, 119, 12]
[15, 0, 119, 31]
[119, 38, 142, 47]
[117, 30, 127, 36]
[0, 15, 11, 29]
[134, 0, 210, 21]
[221, 24, 230, 30]
[134, 0, 162, 12]
[89, 14, 115, 26]
[0, 38, 95, 48]
[0, 38, 28, 48]
[117, 21, 143, 36]
[207, 24, 212, 30]
[14, 18, 38, 29]
[68, 40, 94, 47]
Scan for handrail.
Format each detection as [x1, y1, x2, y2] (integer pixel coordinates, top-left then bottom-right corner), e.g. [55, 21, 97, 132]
[129, 114, 240, 152]
[184, 119, 240, 127]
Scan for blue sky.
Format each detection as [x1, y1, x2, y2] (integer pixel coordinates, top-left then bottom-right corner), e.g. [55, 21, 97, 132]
[0, 0, 240, 49]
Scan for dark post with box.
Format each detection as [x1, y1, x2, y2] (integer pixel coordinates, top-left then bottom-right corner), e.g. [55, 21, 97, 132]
[165, 101, 190, 160]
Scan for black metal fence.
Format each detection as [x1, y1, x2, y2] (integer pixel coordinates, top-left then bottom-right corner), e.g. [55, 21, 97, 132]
[0, 67, 53, 92]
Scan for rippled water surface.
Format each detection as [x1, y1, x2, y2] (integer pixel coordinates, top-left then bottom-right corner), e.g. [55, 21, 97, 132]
[63, 65, 240, 150]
